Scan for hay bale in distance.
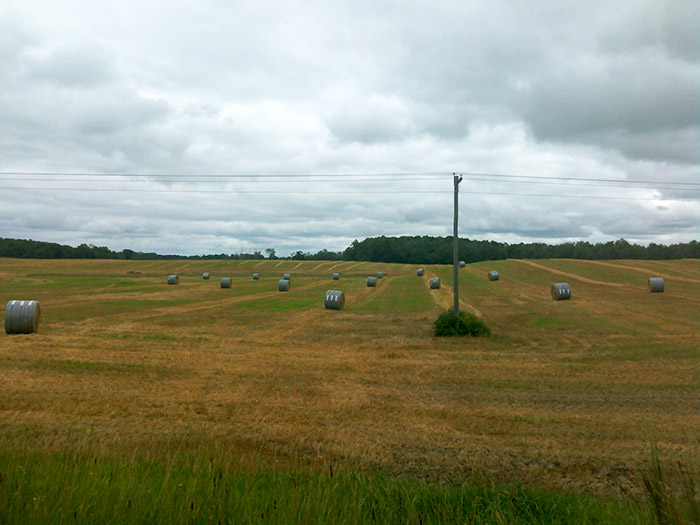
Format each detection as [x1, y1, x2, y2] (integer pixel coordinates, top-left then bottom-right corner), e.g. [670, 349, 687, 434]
[429, 277, 440, 289]
[202, 272, 210, 280]
[417, 268, 424, 276]
[551, 283, 571, 301]
[252, 273, 259, 280]
[648, 277, 665, 293]
[324, 290, 345, 310]
[167, 275, 179, 285]
[283, 273, 291, 280]
[377, 272, 384, 279]
[366, 276, 377, 287]
[488, 271, 499, 281]
[4, 300, 41, 334]
[278, 279, 290, 291]
[459, 261, 466, 268]
[220, 277, 232, 288]
[332, 272, 340, 280]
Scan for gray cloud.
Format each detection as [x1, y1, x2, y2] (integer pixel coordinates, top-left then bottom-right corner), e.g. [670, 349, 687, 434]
[517, 51, 700, 163]
[26, 45, 116, 88]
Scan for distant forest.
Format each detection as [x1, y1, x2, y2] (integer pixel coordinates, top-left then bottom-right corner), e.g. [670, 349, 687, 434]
[1, 236, 699, 264]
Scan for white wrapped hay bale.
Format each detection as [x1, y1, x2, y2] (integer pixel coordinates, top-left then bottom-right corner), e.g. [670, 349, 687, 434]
[551, 283, 571, 301]
[5, 300, 41, 334]
[278, 279, 290, 291]
[324, 290, 345, 310]
[429, 278, 440, 289]
[167, 275, 179, 285]
[488, 271, 499, 281]
[220, 277, 232, 288]
[648, 277, 665, 293]
[366, 277, 377, 287]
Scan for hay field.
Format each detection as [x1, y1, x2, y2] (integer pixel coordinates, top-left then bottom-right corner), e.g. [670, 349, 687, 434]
[1, 257, 698, 497]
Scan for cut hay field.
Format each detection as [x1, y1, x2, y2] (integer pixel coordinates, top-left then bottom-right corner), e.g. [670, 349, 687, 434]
[1, 257, 699, 519]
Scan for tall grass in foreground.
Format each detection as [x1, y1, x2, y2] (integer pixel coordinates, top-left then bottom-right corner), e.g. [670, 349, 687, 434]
[642, 445, 699, 525]
[0, 450, 649, 524]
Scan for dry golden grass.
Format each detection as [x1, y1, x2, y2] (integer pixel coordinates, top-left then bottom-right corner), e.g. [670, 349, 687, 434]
[1, 257, 698, 498]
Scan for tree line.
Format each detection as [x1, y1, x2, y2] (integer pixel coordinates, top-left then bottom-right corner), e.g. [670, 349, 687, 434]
[0, 238, 258, 261]
[340, 236, 700, 263]
[1, 236, 698, 263]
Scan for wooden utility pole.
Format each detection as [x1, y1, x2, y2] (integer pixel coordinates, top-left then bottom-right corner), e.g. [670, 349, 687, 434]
[453, 173, 463, 326]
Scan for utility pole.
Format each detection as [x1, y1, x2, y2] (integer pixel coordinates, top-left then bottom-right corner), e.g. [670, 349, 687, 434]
[453, 173, 463, 327]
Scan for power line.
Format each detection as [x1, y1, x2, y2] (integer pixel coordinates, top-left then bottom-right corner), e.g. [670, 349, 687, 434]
[1, 170, 698, 202]
[462, 172, 700, 187]
[2, 170, 699, 187]
[0, 176, 448, 184]
[0, 171, 448, 179]
[463, 177, 700, 192]
[0, 186, 697, 201]
[0, 186, 448, 194]
[1, 176, 697, 193]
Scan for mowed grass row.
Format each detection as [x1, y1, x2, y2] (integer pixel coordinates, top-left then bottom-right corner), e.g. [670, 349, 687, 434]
[1, 257, 698, 523]
[0, 259, 408, 328]
[434, 259, 700, 339]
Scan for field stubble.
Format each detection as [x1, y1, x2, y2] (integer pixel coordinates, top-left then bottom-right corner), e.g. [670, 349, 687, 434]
[0, 258, 698, 500]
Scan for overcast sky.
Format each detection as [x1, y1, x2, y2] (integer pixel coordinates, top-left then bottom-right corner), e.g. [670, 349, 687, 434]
[1, 0, 699, 256]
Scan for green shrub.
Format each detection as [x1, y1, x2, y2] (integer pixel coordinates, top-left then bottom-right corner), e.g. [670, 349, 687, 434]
[434, 308, 491, 337]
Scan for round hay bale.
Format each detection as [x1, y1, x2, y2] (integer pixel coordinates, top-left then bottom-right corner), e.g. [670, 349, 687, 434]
[459, 261, 466, 268]
[167, 275, 179, 285]
[324, 290, 345, 310]
[332, 272, 340, 280]
[429, 277, 440, 289]
[202, 272, 210, 280]
[377, 272, 384, 279]
[417, 268, 424, 276]
[220, 277, 232, 289]
[648, 277, 665, 293]
[283, 273, 291, 280]
[551, 283, 571, 301]
[5, 300, 41, 334]
[366, 276, 377, 287]
[252, 273, 259, 280]
[488, 271, 499, 281]
[278, 279, 290, 291]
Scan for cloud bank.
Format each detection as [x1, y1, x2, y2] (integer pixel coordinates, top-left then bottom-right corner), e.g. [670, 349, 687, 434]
[1, 0, 698, 255]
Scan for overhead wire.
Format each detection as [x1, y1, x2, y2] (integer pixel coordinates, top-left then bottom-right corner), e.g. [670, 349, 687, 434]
[461, 171, 700, 187]
[0, 171, 448, 179]
[0, 171, 700, 187]
[0, 186, 697, 201]
[1, 170, 698, 186]
[0, 176, 697, 193]
[0, 170, 698, 201]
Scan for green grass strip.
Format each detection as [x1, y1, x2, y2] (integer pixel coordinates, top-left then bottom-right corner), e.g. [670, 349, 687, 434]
[0, 450, 650, 524]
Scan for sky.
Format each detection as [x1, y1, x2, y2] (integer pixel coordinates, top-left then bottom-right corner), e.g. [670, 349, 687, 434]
[1, 0, 699, 256]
